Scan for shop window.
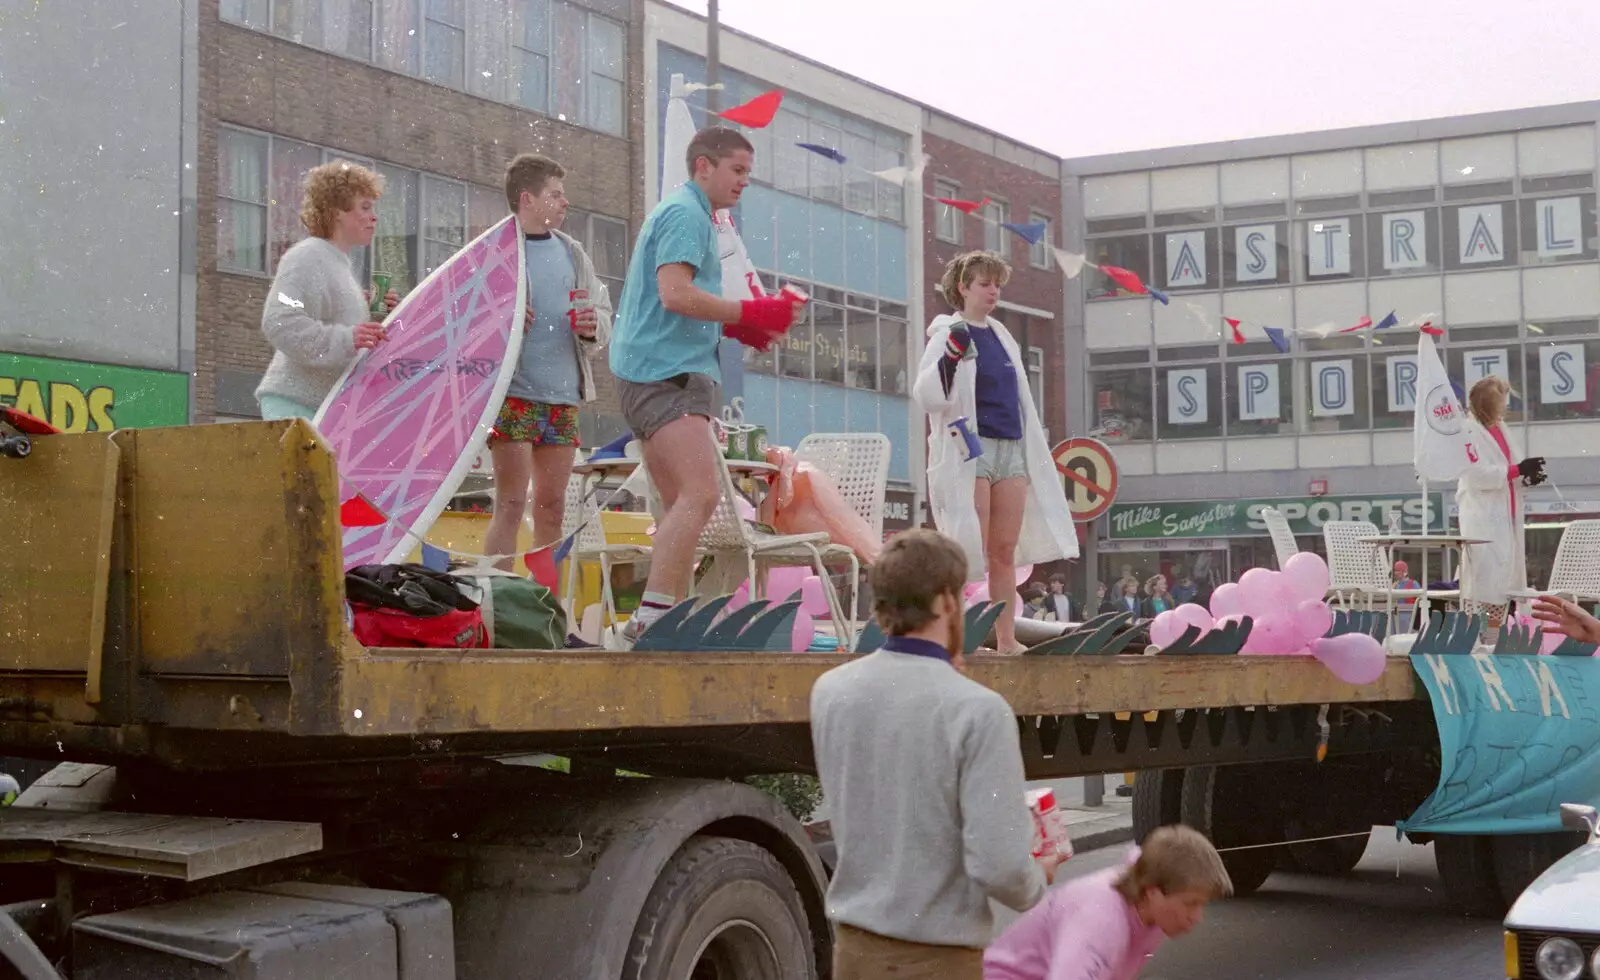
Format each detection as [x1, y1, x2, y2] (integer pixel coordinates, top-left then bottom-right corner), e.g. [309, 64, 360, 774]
[933, 178, 963, 244]
[1300, 217, 1365, 281]
[1371, 331, 1423, 430]
[1226, 360, 1289, 436]
[1443, 200, 1519, 270]
[812, 301, 846, 386]
[879, 315, 909, 395]
[1157, 363, 1223, 439]
[1222, 221, 1290, 288]
[374, 165, 419, 296]
[1300, 354, 1371, 432]
[1518, 193, 1599, 266]
[1525, 335, 1600, 423]
[1084, 235, 1150, 300]
[846, 311, 880, 391]
[1089, 368, 1153, 443]
[1364, 208, 1441, 277]
[422, 175, 467, 278]
[1153, 227, 1219, 292]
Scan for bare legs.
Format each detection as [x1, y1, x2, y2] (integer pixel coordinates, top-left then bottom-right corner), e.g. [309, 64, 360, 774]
[975, 475, 1028, 652]
[485, 441, 576, 572]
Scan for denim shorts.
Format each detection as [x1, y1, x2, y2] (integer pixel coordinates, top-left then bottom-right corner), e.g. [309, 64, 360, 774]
[976, 436, 1028, 482]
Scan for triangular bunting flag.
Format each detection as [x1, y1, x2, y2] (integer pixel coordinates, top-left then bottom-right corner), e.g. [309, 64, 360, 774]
[339, 494, 385, 528]
[523, 547, 560, 591]
[420, 543, 451, 572]
[796, 142, 846, 164]
[1224, 317, 1245, 345]
[1098, 265, 1147, 295]
[1263, 326, 1290, 353]
[1053, 248, 1087, 279]
[1341, 315, 1373, 334]
[1419, 321, 1444, 337]
[936, 195, 990, 215]
[1374, 311, 1398, 330]
[717, 89, 784, 128]
[1002, 221, 1048, 245]
[1148, 287, 1170, 305]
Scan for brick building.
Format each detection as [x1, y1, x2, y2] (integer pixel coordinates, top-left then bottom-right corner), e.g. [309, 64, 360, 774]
[922, 112, 1068, 442]
[199, 0, 645, 444]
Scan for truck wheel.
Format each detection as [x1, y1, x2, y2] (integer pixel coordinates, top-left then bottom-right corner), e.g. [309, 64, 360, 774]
[1131, 769, 1184, 844]
[1281, 831, 1369, 875]
[1180, 765, 1276, 897]
[624, 836, 815, 980]
[1490, 832, 1587, 907]
[1434, 834, 1506, 918]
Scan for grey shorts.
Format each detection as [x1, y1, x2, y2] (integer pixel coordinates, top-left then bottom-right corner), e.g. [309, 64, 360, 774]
[976, 436, 1027, 482]
[618, 373, 723, 440]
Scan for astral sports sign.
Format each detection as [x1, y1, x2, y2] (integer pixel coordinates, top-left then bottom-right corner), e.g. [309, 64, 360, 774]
[1107, 493, 1446, 540]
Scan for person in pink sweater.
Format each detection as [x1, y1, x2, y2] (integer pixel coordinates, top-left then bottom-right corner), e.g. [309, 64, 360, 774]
[985, 826, 1232, 980]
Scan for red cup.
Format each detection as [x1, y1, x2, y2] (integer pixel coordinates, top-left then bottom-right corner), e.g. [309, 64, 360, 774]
[567, 288, 594, 335]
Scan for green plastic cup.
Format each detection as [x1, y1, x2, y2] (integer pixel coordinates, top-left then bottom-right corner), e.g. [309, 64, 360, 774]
[370, 272, 392, 318]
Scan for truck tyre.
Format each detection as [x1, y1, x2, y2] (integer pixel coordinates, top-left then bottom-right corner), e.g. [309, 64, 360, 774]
[623, 835, 816, 980]
[1434, 834, 1506, 918]
[1490, 831, 1587, 907]
[1280, 831, 1369, 875]
[1131, 769, 1183, 844]
[1180, 765, 1276, 897]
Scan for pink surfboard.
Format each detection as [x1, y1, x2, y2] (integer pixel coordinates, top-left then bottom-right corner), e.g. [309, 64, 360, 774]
[315, 215, 526, 570]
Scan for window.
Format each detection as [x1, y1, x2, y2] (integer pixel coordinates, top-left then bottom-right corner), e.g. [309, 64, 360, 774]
[1028, 210, 1053, 269]
[842, 131, 875, 215]
[1443, 200, 1519, 270]
[586, 214, 629, 302]
[1364, 208, 1441, 277]
[1026, 346, 1045, 417]
[513, 0, 550, 112]
[376, 0, 420, 74]
[422, 175, 466, 277]
[218, 130, 268, 273]
[934, 178, 963, 244]
[1157, 363, 1223, 439]
[772, 108, 810, 196]
[982, 198, 1010, 259]
[1518, 193, 1598, 266]
[222, 0, 270, 29]
[273, 0, 325, 47]
[1371, 330, 1422, 430]
[1300, 352, 1370, 432]
[1221, 220, 1290, 288]
[1227, 360, 1289, 436]
[423, 0, 465, 87]
[1300, 217, 1364, 281]
[587, 14, 625, 137]
[808, 121, 844, 207]
[375, 165, 419, 295]
[1527, 335, 1600, 421]
[468, 185, 505, 242]
[847, 310, 879, 391]
[268, 139, 322, 270]
[1153, 227, 1219, 291]
[1089, 366, 1154, 442]
[876, 142, 906, 224]
[1084, 235, 1150, 300]
[549, 1, 586, 125]
[1448, 338, 1526, 425]
[812, 301, 846, 385]
[879, 313, 908, 395]
[327, 0, 375, 60]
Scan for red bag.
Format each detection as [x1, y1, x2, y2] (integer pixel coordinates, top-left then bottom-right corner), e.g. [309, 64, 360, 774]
[350, 604, 489, 649]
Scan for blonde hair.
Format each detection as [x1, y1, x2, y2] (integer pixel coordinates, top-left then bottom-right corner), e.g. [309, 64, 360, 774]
[1114, 825, 1233, 903]
[938, 250, 1011, 309]
[300, 161, 385, 239]
[1145, 574, 1167, 595]
[1468, 375, 1509, 427]
[870, 529, 967, 635]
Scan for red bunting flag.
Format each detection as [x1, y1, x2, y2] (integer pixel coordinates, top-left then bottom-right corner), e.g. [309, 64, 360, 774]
[523, 546, 560, 592]
[717, 89, 784, 128]
[935, 195, 991, 215]
[1341, 316, 1373, 334]
[1224, 317, 1246, 345]
[1097, 264, 1148, 295]
[1419, 321, 1444, 337]
[339, 494, 385, 528]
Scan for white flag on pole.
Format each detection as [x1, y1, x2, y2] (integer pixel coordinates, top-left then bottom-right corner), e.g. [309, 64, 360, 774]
[1413, 333, 1476, 483]
[664, 74, 766, 300]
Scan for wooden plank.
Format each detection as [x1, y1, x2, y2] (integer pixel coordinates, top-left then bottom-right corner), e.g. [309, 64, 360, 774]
[117, 421, 345, 681]
[0, 807, 321, 881]
[334, 650, 1419, 737]
[0, 432, 118, 677]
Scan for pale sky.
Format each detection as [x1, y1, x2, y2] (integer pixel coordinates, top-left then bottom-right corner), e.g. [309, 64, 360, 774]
[668, 0, 1600, 158]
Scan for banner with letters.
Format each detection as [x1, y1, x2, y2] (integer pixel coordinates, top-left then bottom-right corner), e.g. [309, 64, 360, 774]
[1402, 653, 1600, 836]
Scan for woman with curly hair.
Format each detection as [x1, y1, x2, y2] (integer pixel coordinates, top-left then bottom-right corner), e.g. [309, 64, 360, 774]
[912, 250, 1078, 654]
[254, 160, 398, 421]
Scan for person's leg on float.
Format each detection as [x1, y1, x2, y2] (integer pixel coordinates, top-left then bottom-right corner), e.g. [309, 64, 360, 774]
[530, 444, 578, 549]
[986, 476, 1028, 652]
[638, 412, 720, 605]
[485, 438, 534, 572]
[974, 473, 993, 646]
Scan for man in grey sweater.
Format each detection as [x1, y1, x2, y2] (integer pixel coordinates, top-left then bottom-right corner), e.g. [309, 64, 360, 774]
[812, 528, 1060, 979]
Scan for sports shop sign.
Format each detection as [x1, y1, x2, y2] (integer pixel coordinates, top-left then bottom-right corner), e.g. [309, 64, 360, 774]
[1107, 493, 1446, 541]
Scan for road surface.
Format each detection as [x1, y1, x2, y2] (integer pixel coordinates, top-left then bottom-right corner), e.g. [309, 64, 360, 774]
[999, 828, 1505, 980]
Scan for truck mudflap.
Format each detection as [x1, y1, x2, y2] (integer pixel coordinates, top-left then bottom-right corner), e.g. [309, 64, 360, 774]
[443, 773, 829, 980]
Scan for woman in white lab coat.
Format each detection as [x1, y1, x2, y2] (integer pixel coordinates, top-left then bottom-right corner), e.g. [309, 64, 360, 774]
[1456, 375, 1544, 646]
[912, 251, 1079, 653]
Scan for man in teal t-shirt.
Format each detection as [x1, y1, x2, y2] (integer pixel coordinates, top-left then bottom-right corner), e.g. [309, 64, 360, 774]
[608, 126, 805, 646]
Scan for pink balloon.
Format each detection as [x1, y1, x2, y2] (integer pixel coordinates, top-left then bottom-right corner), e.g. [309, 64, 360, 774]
[1281, 552, 1331, 605]
[790, 608, 816, 651]
[1150, 610, 1183, 648]
[1238, 568, 1289, 621]
[1216, 613, 1246, 629]
[965, 581, 990, 607]
[728, 581, 750, 612]
[1310, 633, 1387, 685]
[735, 496, 758, 522]
[1290, 599, 1334, 648]
[1174, 603, 1215, 635]
[1014, 565, 1034, 586]
[799, 575, 830, 618]
[766, 566, 808, 601]
[1209, 582, 1244, 619]
[1541, 628, 1563, 655]
[1241, 613, 1295, 655]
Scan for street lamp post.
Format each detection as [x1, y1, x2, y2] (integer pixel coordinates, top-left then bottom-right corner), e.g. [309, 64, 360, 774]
[706, 0, 720, 113]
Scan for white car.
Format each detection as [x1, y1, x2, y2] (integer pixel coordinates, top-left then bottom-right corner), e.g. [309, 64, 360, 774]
[1504, 804, 1600, 979]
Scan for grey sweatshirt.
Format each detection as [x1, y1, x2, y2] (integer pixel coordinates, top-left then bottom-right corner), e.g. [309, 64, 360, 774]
[253, 236, 367, 411]
[810, 645, 1047, 948]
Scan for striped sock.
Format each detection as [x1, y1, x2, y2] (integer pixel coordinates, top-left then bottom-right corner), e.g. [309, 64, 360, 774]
[634, 591, 676, 625]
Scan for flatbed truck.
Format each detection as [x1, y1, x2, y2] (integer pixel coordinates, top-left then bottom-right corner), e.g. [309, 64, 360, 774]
[0, 421, 1560, 978]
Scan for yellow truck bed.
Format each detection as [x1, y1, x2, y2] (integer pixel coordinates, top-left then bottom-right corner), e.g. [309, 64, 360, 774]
[0, 421, 1419, 775]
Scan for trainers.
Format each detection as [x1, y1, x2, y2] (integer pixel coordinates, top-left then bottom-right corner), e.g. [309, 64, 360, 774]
[610, 614, 656, 651]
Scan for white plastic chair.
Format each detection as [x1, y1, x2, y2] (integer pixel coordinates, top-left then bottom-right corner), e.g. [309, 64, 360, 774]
[1512, 519, 1600, 604]
[1260, 506, 1300, 570]
[560, 473, 652, 633]
[1322, 520, 1390, 611]
[795, 432, 891, 628]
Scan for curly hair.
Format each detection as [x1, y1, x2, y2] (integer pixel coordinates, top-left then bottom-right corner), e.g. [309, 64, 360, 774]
[1468, 375, 1509, 428]
[300, 160, 386, 239]
[938, 250, 1011, 309]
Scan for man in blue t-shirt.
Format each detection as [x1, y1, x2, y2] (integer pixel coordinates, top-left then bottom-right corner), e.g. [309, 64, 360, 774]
[609, 126, 805, 644]
[483, 154, 614, 571]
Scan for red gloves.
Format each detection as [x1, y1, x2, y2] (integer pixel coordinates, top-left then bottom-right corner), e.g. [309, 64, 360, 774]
[945, 325, 972, 361]
[724, 294, 804, 351]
